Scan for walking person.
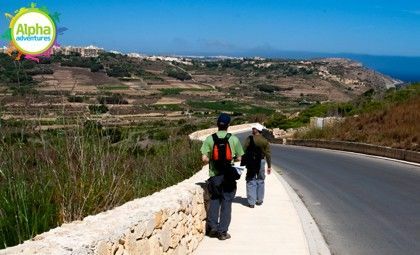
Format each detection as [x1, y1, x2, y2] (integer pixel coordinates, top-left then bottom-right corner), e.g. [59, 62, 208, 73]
[242, 123, 272, 208]
[200, 113, 244, 240]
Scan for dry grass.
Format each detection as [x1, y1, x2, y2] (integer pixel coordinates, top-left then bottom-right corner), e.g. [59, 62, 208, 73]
[0, 127, 202, 248]
[300, 94, 420, 151]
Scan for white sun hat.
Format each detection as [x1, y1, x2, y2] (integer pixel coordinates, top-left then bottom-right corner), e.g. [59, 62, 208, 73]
[251, 123, 265, 132]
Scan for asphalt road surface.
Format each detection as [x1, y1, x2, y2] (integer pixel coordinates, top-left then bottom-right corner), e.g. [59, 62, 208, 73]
[236, 132, 420, 255]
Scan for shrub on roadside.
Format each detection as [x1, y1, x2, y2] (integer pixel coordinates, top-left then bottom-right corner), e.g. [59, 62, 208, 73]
[0, 128, 202, 248]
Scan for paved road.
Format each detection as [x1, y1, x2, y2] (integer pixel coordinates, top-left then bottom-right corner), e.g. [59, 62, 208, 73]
[236, 132, 420, 255]
[273, 144, 420, 255]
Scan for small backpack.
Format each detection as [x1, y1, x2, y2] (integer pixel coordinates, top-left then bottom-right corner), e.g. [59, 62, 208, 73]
[242, 136, 262, 178]
[211, 133, 233, 175]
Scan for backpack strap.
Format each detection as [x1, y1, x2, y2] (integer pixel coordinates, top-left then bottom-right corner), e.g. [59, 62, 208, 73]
[249, 135, 255, 148]
[212, 133, 219, 143]
[212, 133, 232, 142]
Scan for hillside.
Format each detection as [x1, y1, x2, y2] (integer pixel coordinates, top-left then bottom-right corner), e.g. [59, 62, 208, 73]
[0, 52, 401, 129]
[297, 84, 420, 151]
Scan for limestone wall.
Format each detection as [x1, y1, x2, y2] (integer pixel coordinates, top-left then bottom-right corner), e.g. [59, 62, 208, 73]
[1, 124, 255, 255]
[0, 168, 210, 255]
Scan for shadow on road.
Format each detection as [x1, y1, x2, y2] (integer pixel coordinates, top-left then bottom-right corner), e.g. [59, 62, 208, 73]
[233, 196, 249, 207]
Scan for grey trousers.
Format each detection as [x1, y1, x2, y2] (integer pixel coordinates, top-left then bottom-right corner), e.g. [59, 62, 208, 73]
[207, 175, 237, 233]
[246, 160, 266, 205]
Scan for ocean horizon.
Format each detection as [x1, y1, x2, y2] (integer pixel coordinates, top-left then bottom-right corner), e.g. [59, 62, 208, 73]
[149, 49, 420, 83]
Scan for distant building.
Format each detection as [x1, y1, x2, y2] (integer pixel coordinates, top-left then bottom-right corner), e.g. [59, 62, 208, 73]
[82, 45, 104, 57]
[109, 50, 123, 55]
[0, 46, 8, 54]
[127, 53, 146, 58]
[310, 117, 344, 129]
[52, 45, 62, 55]
[54, 45, 104, 57]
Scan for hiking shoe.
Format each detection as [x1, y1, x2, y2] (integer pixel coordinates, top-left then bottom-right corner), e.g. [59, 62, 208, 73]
[248, 204, 255, 208]
[206, 229, 218, 238]
[218, 232, 231, 240]
[256, 201, 263, 206]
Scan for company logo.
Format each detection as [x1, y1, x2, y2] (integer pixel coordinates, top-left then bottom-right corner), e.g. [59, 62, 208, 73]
[2, 3, 66, 61]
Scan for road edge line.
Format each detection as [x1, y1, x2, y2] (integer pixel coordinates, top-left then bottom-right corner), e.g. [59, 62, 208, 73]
[272, 167, 331, 255]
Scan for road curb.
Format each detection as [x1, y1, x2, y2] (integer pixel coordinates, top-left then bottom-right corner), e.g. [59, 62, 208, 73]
[272, 168, 331, 255]
[282, 144, 420, 168]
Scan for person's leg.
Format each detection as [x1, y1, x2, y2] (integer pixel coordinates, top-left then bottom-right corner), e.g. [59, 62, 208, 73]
[218, 187, 236, 238]
[256, 160, 266, 205]
[256, 179, 265, 205]
[207, 197, 221, 233]
[246, 178, 257, 206]
[206, 176, 223, 234]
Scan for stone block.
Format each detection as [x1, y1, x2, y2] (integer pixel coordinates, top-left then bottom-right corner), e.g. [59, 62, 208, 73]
[149, 235, 163, 255]
[159, 223, 172, 252]
[174, 244, 187, 255]
[95, 241, 112, 255]
[131, 223, 146, 239]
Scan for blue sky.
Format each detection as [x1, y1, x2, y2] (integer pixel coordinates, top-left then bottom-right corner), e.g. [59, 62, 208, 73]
[1, 0, 420, 56]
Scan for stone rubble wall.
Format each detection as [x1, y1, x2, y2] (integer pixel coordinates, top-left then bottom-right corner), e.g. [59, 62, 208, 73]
[1, 124, 255, 255]
[1, 168, 210, 255]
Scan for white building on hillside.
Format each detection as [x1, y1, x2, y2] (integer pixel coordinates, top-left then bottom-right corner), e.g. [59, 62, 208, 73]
[0, 46, 8, 53]
[54, 45, 104, 57]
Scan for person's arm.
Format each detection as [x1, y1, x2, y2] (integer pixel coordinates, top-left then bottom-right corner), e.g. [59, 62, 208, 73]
[234, 136, 245, 162]
[202, 155, 209, 164]
[243, 136, 250, 151]
[264, 141, 272, 174]
[200, 137, 212, 164]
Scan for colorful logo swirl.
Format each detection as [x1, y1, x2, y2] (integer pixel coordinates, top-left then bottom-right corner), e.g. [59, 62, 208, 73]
[1, 3, 67, 62]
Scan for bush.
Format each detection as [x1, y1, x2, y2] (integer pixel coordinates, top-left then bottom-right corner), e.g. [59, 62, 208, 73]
[106, 65, 130, 77]
[98, 94, 128, 105]
[151, 129, 170, 141]
[102, 128, 123, 143]
[177, 124, 198, 135]
[90, 63, 104, 72]
[0, 129, 202, 248]
[160, 88, 183, 95]
[166, 68, 191, 81]
[257, 84, 279, 93]
[89, 104, 109, 114]
[68, 96, 85, 103]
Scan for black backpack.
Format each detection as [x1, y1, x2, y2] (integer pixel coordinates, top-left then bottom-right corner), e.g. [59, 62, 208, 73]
[211, 133, 233, 175]
[241, 136, 262, 179]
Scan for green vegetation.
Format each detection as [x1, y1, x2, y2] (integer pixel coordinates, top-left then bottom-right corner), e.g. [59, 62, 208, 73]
[0, 54, 55, 95]
[98, 84, 130, 90]
[165, 67, 192, 81]
[59, 55, 104, 72]
[257, 84, 279, 93]
[188, 100, 275, 115]
[159, 88, 212, 96]
[295, 84, 420, 151]
[89, 104, 109, 114]
[265, 84, 420, 130]
[160, 88, 183, 95]
[67, 95, 85, 103]
[151, 104, 184, 111]
[98, 94, 128, 105]
[0, 125, 202, 248]
[106, 64, 131, 77]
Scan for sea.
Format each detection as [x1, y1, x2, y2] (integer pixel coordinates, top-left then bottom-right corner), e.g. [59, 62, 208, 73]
[173, 50, 420, 83]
